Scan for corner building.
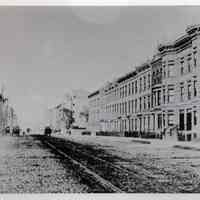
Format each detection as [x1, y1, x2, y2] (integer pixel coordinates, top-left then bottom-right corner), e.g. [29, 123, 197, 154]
[88, 25, 200, 141]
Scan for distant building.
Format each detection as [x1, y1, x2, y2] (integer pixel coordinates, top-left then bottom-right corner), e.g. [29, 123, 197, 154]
[71, 89, 89, 128]
[47, 103, 73, 132]
[0, 94, 18, 133]
[88, 90, 101, 133]
[47, 89, 89, 132]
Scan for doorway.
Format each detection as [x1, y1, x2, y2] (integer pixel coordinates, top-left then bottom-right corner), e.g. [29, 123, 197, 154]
[186, 111, 192, 131]
[179, 111, 184, 130]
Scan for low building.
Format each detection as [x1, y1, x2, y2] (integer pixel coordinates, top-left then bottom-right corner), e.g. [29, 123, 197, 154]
[47, 104, 73, 133]
[0, 94, 18, 134]
[71, 89, 89, 129]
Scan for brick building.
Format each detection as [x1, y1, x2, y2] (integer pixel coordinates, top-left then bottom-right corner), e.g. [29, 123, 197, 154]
[88, 24, 200, 141]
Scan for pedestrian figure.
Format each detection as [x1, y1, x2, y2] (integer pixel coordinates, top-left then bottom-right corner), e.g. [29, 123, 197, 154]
[44, 126, 52, 137]
[26, 128, 31, 135]
[5, 126, 10, 135]
[12, 126, 20, 137]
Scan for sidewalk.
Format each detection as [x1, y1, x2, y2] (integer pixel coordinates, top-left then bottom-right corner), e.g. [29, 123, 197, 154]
[173, 142, 200, 151]
[52, 132, 179, 148]
[53, 132, 200, 151]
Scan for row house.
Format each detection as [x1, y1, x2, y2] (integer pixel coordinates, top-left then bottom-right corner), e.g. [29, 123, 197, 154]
[88, 90, 101, 133]
[88, 24, 200, 141]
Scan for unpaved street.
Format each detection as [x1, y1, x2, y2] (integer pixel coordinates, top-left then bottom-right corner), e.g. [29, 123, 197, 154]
[0, 135, 89, 193]
[51, 134, 200, 192]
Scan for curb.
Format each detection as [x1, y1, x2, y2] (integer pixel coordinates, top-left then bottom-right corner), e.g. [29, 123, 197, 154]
[173, 145, 200, 151]
[131, 139, 151, 144]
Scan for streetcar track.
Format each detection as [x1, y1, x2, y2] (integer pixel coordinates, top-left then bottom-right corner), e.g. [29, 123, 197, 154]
[43, 140, 123, 193]
[47, 136, 156, 179]
[36, 135, 170, 192]
[34, 135, 200, 193]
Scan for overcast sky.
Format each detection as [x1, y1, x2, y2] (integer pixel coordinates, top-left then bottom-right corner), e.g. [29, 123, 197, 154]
[0, 6, 200, 128]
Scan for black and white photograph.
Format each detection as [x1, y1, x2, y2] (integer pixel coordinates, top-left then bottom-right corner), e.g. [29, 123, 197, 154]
[0, 3, 200, 197]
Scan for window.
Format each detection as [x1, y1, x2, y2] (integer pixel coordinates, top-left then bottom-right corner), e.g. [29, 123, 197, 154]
[163, 64, 166, 78]
[168, 62, 174, 77]
[135, 99, 137, 113]
[194, 80, 197, 97]
[194, 110, 197, 126]
[180, 85, 184, 101]
[139, 97, 142, 111]
[128, 83, 131, 96]
[168, 66, 170, 77]
[128, 100, 131, 113]
[194, 57, 197, 67]
[125, 85, 127, 97]
[154, 92, 156, 106]
[144, 76, 146, 91]
[180, 61, 184, 75]
[193, 51, 197, 67]
[186, 109, 192, 131]
[158, 114, 162, 129]
[179, 110, 184, 130]
[188, 60, 191, 73]
[188, 83, 192, 100]
[151, 94, 154, 108]
[156, 70, 159, 84]
[143, 96, 146, 110]
[163, 89, 166, 104]
[148, 95, 151, 109]
[135, 80, 137, 94]
[159, 68, 162, 83]
[148, 115, 150, 130]
[139, 78, 142, 93]
[148, 74, 151, 89]
[163, 114, 165, 127]
[132, 82, 134, 94]
[135, 118, 137, 130]
[168, 113, 174, 126]
[157, 91, 161, 106]
[132, 99, 134, 113]
[153, 72, 155, 85]
[124, 120, 127, 131]
[168, 88, 174, 103]
[131, 119, 134, 131]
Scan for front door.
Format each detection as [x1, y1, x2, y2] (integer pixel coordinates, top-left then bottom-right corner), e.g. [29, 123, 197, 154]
[186, 112, 192, 131]
[179, 112, 184, 130]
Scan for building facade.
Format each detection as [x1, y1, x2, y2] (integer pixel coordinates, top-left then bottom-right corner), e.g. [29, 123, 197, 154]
[71, 89, 89, 129]
[47, 89, 89, 133]
[47, 104, 73, 132]
[88, 90, 101, 133]
[88, 24, 200, 141]
[0, 95, 18, 133]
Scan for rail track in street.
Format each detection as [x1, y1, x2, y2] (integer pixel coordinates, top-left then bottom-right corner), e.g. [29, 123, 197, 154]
[33, 135, 175, 193]
[43, 139, 123, 193]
